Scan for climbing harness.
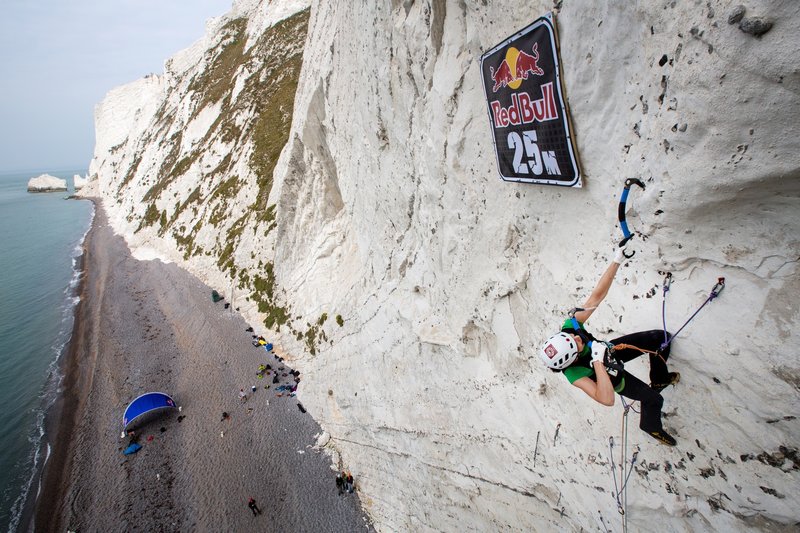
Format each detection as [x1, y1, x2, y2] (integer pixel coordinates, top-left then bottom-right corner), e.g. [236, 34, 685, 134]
[608, 397, 640, 533]
[617, 178, 646, 257]
[659, 273, 726, 352]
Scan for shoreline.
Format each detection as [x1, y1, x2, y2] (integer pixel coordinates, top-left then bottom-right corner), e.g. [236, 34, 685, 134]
[30, 201, 373, 532]
[15, 200, 93, 533]
[28, 216, 91, 532]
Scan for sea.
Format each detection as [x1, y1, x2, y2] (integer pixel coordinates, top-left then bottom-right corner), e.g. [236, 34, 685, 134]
[0, 169, 94, 532]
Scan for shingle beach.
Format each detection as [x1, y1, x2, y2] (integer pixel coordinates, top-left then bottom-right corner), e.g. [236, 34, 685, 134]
[33, 202, 373, 532]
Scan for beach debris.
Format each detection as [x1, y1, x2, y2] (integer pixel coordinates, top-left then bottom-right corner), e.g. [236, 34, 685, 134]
[177, 415, 185, 422]
[220, 431, 225, 438]
[297, 403, 307, 413]
[160, 427, 166, 433]
[211, 290, 224, 302]
[246, 326, 254, 332]
[298, 450, 305, 454]
[123, 442, 142, 455]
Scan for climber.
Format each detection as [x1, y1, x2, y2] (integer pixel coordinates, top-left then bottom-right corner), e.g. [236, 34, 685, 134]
[538, 242, 680, 446]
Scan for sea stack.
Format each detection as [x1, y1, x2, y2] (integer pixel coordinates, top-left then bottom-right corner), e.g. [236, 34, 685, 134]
[27, 174, 67, 193]
[73, 174, 87, 190]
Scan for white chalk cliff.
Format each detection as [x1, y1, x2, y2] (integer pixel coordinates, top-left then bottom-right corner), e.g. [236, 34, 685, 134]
[81, 1, 799, 531]
[27, 174, 67, 192]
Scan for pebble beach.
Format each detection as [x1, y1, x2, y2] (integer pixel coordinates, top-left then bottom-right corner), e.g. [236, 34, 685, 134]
[33, 202, 373, 532]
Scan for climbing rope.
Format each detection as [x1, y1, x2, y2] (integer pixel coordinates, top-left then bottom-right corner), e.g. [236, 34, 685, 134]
[608, 398, 640, 532]
[659, 274, 726, 352]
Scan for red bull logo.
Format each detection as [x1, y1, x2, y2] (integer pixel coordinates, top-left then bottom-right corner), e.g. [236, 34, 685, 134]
[489, 82, 558, 128]
[490, 43, 544, 93]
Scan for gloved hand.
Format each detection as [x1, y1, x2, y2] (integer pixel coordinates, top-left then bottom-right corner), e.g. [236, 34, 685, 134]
[590, 341, 607, 365]
[613, 242, 632, 264]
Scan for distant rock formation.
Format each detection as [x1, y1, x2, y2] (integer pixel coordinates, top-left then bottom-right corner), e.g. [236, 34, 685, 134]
[73, 174, 88, 190]
[27, 174, 67, 193]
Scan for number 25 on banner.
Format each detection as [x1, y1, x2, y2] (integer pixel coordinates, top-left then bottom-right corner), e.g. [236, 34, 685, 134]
[508, 130, 558, 176]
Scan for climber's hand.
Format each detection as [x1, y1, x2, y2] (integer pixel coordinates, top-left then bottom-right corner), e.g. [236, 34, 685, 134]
[590, 342, 607, 365]
[614, 242, 633, 264]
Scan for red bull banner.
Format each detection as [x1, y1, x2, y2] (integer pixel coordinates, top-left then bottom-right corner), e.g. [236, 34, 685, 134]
[480, 13, 582, 187]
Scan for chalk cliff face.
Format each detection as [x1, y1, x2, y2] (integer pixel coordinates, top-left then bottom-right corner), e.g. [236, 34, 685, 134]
[84, 1, 800, 531]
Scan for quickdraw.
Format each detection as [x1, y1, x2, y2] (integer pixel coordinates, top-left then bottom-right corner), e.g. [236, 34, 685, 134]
[609, 408, 640, 526]
[660, 274, 726, 352]
[617, 178, 646, 258]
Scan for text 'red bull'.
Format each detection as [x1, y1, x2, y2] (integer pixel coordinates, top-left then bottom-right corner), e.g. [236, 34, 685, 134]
[490, 82, 559, 128]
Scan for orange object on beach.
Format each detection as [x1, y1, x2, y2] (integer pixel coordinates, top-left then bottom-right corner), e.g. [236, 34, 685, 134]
[276, 393, 283, 397]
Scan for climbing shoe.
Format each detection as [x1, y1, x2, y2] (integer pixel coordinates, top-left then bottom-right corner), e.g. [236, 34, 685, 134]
[649, 429, 677, 446]
[650, 372, 680, 393]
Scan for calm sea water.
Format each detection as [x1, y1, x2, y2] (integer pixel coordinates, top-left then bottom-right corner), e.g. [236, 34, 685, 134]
[0, 169, 93, 532]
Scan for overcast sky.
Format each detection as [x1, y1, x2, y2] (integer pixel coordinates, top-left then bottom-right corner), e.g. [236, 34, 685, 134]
[0, 0, 232, 173]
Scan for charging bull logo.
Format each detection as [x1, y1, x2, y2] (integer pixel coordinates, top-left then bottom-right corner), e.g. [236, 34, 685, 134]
[490, 43, 544, 93]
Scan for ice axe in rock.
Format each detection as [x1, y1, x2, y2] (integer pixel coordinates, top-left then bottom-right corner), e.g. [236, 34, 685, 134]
[617, 178, 645, 258]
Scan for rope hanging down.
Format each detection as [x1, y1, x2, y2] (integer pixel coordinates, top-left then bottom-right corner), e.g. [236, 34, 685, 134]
[608, 399, 640, 532]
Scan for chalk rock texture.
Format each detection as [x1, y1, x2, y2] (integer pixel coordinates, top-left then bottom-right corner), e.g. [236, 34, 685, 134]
[84, 1, 800, 531]
[27, 174, 67, 192]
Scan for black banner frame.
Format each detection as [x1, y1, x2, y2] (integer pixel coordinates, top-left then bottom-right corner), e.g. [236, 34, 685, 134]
[479, 13, 582, 187]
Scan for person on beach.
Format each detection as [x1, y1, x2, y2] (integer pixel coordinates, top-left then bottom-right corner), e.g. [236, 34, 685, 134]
[239, 389, 247, 403]
[248, 497, 262, 516]
[345, 472, 354, 493]
[538, 243, 680, 446]
[336, 473, 345, 495]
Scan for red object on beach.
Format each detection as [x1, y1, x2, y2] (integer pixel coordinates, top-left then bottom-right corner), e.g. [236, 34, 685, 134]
[147, 435, 154, 442]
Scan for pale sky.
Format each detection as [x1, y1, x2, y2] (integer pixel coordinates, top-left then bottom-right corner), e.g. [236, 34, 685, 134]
[0, 0, 232, 173]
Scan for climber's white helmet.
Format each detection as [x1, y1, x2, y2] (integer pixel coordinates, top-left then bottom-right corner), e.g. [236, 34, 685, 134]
[539, 332, 579, 370]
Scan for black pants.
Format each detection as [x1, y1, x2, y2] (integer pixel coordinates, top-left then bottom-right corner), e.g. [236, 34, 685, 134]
[609, 330, 671, 433]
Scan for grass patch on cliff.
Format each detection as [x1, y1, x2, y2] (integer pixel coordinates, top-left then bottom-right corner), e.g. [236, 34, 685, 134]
[247, 10, 309, 219]
[250, 262, 290, 329]
[189, 18, 248, 111]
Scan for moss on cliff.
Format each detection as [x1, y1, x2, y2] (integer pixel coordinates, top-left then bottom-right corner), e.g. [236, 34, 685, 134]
[189, 18, 248, 111]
